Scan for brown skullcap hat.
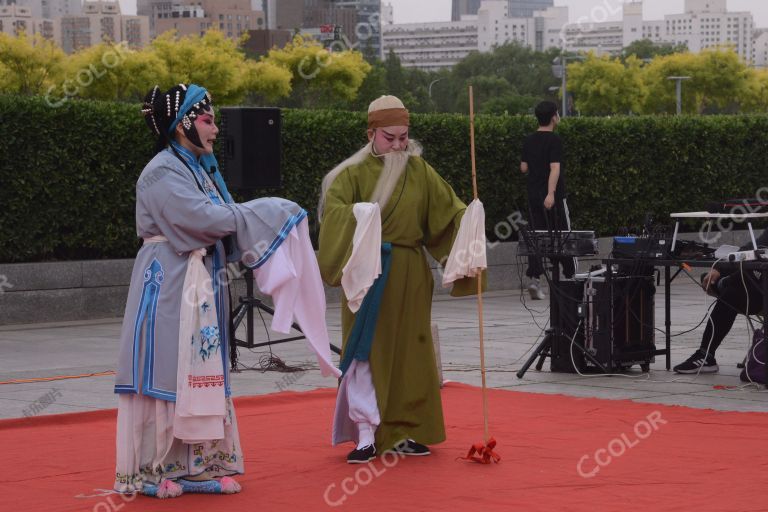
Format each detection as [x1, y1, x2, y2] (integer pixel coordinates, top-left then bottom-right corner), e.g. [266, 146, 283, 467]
[367, 95, 409, 129]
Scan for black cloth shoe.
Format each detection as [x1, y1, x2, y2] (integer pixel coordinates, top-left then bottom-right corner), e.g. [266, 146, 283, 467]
[391, 439, 431, 456]
[673, 350, 719, 374]
[347, 444, 376, 464]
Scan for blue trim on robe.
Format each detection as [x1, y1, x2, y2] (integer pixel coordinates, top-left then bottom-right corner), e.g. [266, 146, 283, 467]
[245, 210, 308, 269]
[213, 243, 232, 397]
[339, 243, 393, 376]
[114, 259, 166, 397]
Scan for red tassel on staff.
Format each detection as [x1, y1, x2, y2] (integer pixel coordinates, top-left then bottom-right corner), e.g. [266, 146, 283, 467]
[460, 85, 500, 465]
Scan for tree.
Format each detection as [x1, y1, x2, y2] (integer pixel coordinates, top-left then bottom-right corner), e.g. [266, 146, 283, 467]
[442, 42, 559, 114]
[345, 59, 386, 110]
[622, 39, 687, 61]
[263, 35, 371, 108]
[56, 42, 169, 103]
[0, 32, 65, 96]
[642, 48, 752, 114]
[149, 30, 291, 105]
[567, 54, 647, 115]
[742, 68, 768, 113]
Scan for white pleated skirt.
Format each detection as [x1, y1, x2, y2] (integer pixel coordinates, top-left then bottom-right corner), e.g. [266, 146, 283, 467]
[113, 393, 244, 493]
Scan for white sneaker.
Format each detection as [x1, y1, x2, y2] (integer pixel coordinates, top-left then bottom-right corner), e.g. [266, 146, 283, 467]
[527, 281, 546, 300]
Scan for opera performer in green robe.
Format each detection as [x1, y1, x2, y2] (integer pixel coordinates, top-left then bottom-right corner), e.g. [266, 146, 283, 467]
[318, 95, 483, 464]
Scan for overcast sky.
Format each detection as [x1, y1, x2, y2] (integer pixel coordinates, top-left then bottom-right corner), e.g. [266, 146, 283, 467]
[382, 0, 768, 26]
[117, 1, 768, 27]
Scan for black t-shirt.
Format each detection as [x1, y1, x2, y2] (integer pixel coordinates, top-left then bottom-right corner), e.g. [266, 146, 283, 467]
[521, 131, 566, 203]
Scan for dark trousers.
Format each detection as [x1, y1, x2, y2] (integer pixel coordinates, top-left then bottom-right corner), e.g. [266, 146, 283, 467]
[700, 271, 764, 355]
[525, 198, 577, 279]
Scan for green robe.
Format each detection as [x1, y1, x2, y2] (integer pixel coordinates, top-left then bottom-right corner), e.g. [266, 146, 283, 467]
[319, 152, 480, 452]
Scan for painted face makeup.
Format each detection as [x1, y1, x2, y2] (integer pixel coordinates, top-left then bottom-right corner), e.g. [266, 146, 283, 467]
[371, 126, 409, 155]
[192, 112, 218, 155]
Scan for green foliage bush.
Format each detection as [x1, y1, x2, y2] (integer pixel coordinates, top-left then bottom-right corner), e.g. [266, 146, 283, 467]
[1, 94, 766, 263]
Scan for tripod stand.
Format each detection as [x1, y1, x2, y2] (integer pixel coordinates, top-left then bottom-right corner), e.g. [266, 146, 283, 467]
[230, 266, 341, 371]
[515, 214, 607, 378]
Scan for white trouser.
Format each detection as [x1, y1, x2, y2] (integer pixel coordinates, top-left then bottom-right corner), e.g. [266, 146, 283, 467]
[332, 360, 380, 448]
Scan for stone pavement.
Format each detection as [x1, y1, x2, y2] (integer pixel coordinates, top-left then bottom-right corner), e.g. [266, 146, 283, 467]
[0, 279, 766, 421]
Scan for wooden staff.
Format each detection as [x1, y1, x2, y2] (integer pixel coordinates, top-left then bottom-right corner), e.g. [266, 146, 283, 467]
[468, 85, 489, 443]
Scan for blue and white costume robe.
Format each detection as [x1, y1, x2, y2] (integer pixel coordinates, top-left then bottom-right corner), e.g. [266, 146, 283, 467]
[113, 146, 309, 492]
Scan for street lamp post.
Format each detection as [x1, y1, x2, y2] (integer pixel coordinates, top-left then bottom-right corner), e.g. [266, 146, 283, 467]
[561, 54, 567, 117]
[667, 76, 692, 115]
[552, 51, 585, 117]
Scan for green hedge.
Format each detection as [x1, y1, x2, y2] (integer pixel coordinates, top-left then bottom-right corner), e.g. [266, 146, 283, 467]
[1, 94, 767, 263]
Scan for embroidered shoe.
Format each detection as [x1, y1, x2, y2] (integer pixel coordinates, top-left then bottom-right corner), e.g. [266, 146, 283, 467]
[673, 350, 719, 374]
[347, 444, 376, 464]
[177, 476, 242, 494]
[141, 479, 183, 499]
[392, 439, 431, 456]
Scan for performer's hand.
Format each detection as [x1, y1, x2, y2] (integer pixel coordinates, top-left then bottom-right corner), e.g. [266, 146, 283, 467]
[543, 193, 555, 210]
[702, 269, 721, 296]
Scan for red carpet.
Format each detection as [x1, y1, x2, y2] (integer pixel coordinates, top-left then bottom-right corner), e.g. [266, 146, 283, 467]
[1, 382, 767, 512]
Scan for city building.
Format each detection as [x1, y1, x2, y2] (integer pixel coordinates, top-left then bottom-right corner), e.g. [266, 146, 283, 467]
[478, 0, 755, 63]
[451, 0, 481, 22]
[332, 0, 382, 58]
[242, 28, 292, 57]
[0, 0, 81, 20]
[476, 1, 566, 53]
[0, 4, 54, 38]
[508, 0, 553, 19]
[383, 0, 762, 69]
[55, 0, 150, 53]
[381, 2, 392, 25]
[560, 0, 754, 60]
[382, 18, 478, 71]
[263, 0, 378, 56]
[139, 0, 264, 39]
[754, 29, 768, 68]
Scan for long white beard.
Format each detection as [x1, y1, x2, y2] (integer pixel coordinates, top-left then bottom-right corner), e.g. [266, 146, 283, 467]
[368, 148, 409, 209]
[318, 140, 422, 221]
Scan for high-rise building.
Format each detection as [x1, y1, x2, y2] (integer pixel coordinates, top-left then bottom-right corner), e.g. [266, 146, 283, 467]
[553, 0, 754, 61]
[381, 1, 392, 25]
[267, 0, 376, 55]
[0, 4, 54, 39]
[56, 0, 150, 53]
[508, 0, 553, 19]
[273, 0, 302, 30]
[242, 27, 292, 57]
[451, 0, 481, 22]
[383, 19, 478, 71]
[1, 0, 82, 19]
[753, 29, 768, 68]
[140, 0, 264, 39]
[332, 0, 382, 59]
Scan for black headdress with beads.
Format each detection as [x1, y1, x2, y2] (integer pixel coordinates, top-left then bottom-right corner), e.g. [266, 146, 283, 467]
[141, 84, 213, 153]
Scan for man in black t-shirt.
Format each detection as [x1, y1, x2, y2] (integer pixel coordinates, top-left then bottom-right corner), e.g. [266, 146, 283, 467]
[520, 101, 576, 300]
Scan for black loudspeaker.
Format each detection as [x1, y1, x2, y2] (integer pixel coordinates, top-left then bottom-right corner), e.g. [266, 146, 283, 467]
[549, 275, 656, 373]
[219, 107, 282, 190]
